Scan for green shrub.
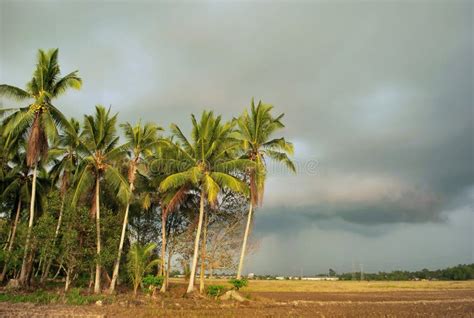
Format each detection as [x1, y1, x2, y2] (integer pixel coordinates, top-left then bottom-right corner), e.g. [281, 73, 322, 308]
[228, 278, 248, 291]
[65, 288, 105, 305]
[142, 275, 164, 293]
[207, 285, 226, 298]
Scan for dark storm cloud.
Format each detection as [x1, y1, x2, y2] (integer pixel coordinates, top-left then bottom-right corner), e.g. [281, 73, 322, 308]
[0, 0, 472, 272]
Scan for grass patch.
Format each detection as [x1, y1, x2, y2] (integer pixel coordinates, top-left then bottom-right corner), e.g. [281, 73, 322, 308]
[0, 288, 109, 305]
[65, 288, 106, 305]
[0, 289, 60, 304]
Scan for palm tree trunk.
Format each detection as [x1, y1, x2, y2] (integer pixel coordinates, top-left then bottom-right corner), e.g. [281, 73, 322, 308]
[186, 190, 205, 293]
[94, 178, 101, 294]
[160, 210, 167, 293]
[236, 201, 253, 279]
[40, 196, 65, 283]
[199, 211, 208, 293]
[0, 200, 22, 281]
[65, 267, 72, 292]
[53, 262, 63, 279]
[35, 257, 43, 277]
[3, 229, 12, 251]
[19, 163, 37, 286]
[108, 183, 133, 294]
[166, 251, 171, 288]
[88, 266, 94, 291]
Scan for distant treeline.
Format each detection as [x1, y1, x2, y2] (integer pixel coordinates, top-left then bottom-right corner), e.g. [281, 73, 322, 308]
[338, 264, 474, 281]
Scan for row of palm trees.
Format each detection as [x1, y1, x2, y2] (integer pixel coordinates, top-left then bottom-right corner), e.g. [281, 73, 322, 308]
[0, 49, 295, 294]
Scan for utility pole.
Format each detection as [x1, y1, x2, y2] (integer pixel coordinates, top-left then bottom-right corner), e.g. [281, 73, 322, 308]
[360, 263, 364, 281]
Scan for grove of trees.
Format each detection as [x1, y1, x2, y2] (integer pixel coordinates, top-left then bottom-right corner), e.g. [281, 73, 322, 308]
[338, 264, 474, 281]
[0, 49, 296, 294]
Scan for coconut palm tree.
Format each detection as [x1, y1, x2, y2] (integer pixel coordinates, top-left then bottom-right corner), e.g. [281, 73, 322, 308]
[149, 137, 191, 292]
[0, 49, 81, 285]
[72, 105, 130, 294]
[235, 99, 295, 279]
[159, 111, 253, 293]
[40, 118, 82, 283]
[108, 121, 162, 294]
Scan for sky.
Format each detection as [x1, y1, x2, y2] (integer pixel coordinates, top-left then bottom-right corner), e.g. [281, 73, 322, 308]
[0, 0, 472, 275]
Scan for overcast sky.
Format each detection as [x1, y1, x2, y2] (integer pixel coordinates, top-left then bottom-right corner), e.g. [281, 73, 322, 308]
[1, 0, 472, 275]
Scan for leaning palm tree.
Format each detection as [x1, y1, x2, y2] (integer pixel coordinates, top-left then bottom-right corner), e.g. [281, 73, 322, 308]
[40, 118, 82, 283]
[72, 105, 130, 294]
[0, 49, 81, 285]
[108, 121, 162, 294]
[235, 99, 295, 279]
[159, 111, 253, 293]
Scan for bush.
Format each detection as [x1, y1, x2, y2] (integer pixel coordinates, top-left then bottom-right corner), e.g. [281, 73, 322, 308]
[228, 278, 248, 291]
[207, 285, 226, 298]
[142, 275, 164, 293]
[65, 288, 105, 305]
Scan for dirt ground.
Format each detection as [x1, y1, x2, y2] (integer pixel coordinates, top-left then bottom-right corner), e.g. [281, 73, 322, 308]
[0, 284, 473, 317]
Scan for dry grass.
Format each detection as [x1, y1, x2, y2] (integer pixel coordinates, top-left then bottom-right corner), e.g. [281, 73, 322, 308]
[193, 279, 474, 293]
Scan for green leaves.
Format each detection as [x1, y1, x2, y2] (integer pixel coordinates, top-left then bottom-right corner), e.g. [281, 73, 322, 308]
[0, 49, 82, 166]
[160, 167, 201, 192]
[160, 111, 254, 208]
[211, 172, 249, 197]
[236, 98, 296, 205]
[0, 85, 31, 101]
[52, 71, 82, 96]
[104, 167, 131, 204]
[127, 243, 161, 295]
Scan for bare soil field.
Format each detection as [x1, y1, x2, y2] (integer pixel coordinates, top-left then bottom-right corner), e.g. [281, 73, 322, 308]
[0, 281, 473, 317]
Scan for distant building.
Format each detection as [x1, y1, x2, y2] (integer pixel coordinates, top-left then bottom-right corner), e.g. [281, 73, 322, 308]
[247, 273, 255, 279]
[275, 276, 285, 280]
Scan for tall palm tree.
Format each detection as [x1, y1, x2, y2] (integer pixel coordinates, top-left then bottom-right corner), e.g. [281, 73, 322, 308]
[235, 99, 295, 279]
[108, 121, 162, 294]
[72, 105, 130, 294]
[0, 49, 81, 285]
[159, 185, 190, 292]
[150, 137, 191, 292]
[159, 111, 253, 293]
[40, 118, 82, 283]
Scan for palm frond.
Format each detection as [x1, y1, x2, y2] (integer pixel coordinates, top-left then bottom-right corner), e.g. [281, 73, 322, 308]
[0, 85, 31, 101]
[52, 70, 82, 96]
[71, 166, 94, 208]
[159, 168, 196, 192]
[265, 150, 296, 173]
[262, 137, 294, 155]
[210, 172, 249, 197]
[104, 165, 131, 204]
